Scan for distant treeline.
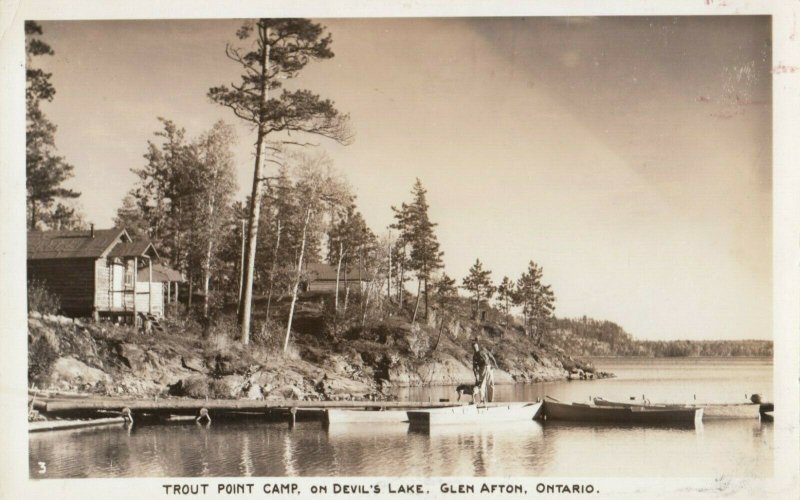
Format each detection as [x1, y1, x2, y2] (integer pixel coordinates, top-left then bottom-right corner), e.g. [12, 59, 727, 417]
[546, 317, 772, 358]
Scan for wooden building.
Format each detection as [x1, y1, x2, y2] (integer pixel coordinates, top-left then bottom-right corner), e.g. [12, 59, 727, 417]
[305, 262, 370, 293]
[27, 227, 182, 321]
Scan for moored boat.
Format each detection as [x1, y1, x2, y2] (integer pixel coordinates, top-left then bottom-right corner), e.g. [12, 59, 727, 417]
[324, 408, 412, 424]
[406, 402, 543, 426]
[592, 397, 760, 419]
[543, 401, 702, 425]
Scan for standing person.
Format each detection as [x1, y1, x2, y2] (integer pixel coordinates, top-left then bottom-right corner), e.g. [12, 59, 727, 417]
[472, 342, 498, 403]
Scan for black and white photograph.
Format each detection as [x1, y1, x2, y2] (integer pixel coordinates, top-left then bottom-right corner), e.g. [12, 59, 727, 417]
[1, 1, 798, 499]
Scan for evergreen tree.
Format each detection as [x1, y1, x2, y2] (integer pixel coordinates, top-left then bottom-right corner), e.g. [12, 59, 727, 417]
[462, 259, 495, 320]
[328, 201, 371, 314]
[513, 261, 556, 340]
[25, 21, 80, 230]
[495, 276, 515, 335]
[210, 18, 352, 345]
[431, 272, 458, 351]
[395, 179, 444, 322]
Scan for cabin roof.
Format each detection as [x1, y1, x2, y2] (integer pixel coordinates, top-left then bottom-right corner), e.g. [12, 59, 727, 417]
[137, 263, 184, 282]
[306, 262, 370, 282]
[108, 240, 159, 259]
[27, 228, 131, 260]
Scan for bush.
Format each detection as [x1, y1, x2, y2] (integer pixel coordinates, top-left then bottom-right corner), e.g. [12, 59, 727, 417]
[28, 279, 61, 315]
[28, 327, 60, 381]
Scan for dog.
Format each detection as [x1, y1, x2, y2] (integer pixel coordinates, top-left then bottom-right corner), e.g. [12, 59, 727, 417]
[455, 383, 481, 403]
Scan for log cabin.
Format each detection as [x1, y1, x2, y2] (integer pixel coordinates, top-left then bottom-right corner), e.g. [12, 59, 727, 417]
[27, 226, 183, 322]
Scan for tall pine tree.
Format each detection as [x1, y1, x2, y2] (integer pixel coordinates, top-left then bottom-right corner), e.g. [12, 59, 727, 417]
[26, 21, 80, 230]
[209, 18, 352, 345]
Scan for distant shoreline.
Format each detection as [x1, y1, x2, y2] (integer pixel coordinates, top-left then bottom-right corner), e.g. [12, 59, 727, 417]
[579, 355, 773, 361]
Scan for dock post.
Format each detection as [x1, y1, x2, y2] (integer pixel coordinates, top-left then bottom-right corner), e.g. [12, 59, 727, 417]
[196, 408, 211, 425]
[121, 407, 134, 425]
[289, 407, 297, 427]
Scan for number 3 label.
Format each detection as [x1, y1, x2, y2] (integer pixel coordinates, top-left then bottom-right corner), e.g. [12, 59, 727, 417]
[38, 462, 46, 474]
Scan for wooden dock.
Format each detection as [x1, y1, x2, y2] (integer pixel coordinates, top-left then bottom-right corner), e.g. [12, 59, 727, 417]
[42, 398, 471, 415]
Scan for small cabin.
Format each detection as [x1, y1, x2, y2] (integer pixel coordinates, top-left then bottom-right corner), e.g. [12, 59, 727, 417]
[27, 227, 183, 321]
[304, 262, 370, 293]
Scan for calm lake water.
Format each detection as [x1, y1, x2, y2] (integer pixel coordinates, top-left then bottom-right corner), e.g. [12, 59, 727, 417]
[29, 357, 773, 478]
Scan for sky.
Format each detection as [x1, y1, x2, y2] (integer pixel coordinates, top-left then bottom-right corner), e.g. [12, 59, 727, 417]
[34, 16, 772, 341]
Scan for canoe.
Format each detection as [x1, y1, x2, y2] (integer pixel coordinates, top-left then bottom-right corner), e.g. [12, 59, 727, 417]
[324, 408, 412, 424]
[593, 398, 761, 419]
[543, 401, 702, 425]
[406, 402, 543, 426]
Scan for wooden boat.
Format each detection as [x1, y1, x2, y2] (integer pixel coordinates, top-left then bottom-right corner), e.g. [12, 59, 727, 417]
[29, 417, 126, 433]
[406, 402, 543, 426]
[543, 401, 702, 425]
[593, 397, 761, 419]
[324, 408, 412, 424]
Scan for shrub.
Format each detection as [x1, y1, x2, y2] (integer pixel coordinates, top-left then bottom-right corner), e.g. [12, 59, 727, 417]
[28, 327, 60, 381]
[28, 279, 61, 315]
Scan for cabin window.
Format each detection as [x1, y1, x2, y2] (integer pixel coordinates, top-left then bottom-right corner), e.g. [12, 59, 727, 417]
[124, 265, 134, 287]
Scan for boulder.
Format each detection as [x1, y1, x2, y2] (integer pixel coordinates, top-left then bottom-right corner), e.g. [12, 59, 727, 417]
[168, 375, 210, 398]
[317, 375, 372, 398]
[49, 356, 110, 387]
[210, 375, 245, 399]
[245, 383, 264, 400]
[281, 385, 305, 400]
[416, 353, 474, 386]
[118, 343, 149, 372]
[181, 355, 205, 373]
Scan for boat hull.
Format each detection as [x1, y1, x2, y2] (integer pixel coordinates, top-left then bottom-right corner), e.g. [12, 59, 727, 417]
[593, 398, 760, 419]
[407, 402, 543, 426]
[324, 408, 411, 424]
[544, 401, 702, 425]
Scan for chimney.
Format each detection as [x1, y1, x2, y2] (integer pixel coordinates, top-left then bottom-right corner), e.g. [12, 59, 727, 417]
[90, 223, 95, 238]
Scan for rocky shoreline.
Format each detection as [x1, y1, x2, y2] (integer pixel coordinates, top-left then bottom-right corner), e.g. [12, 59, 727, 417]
[28, 312, 613, 409]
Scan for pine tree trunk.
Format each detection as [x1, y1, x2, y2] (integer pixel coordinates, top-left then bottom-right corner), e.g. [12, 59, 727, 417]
[424, 275, 429, 320]
[188, 273, 193, 310]
[398, 245, 405, 306]
[412, 278, 422, 323]
[387, 240, 392, 303]
[361, 280, 372, 326]
[203, 190, 216, 319]
[284, 207, 311, 353]
[334, 243, 344, 313]
[265, 219, 281, 317]
[238, 25, 271, 346]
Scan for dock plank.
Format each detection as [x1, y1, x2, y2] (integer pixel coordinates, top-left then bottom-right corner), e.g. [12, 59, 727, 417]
[43, 398, 516, 414]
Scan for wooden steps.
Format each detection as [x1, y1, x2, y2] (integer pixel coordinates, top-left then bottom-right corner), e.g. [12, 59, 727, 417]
[139, 312, 165, 333]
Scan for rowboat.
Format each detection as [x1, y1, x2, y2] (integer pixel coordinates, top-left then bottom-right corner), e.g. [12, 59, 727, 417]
[543, 401, 702, 425]
[593, 397, 761, 419]
[406, 402, 543, 426]
[324, 408, 412, 424]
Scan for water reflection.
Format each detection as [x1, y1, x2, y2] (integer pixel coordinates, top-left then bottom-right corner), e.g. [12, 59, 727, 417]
[29, 359, 772, 478]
